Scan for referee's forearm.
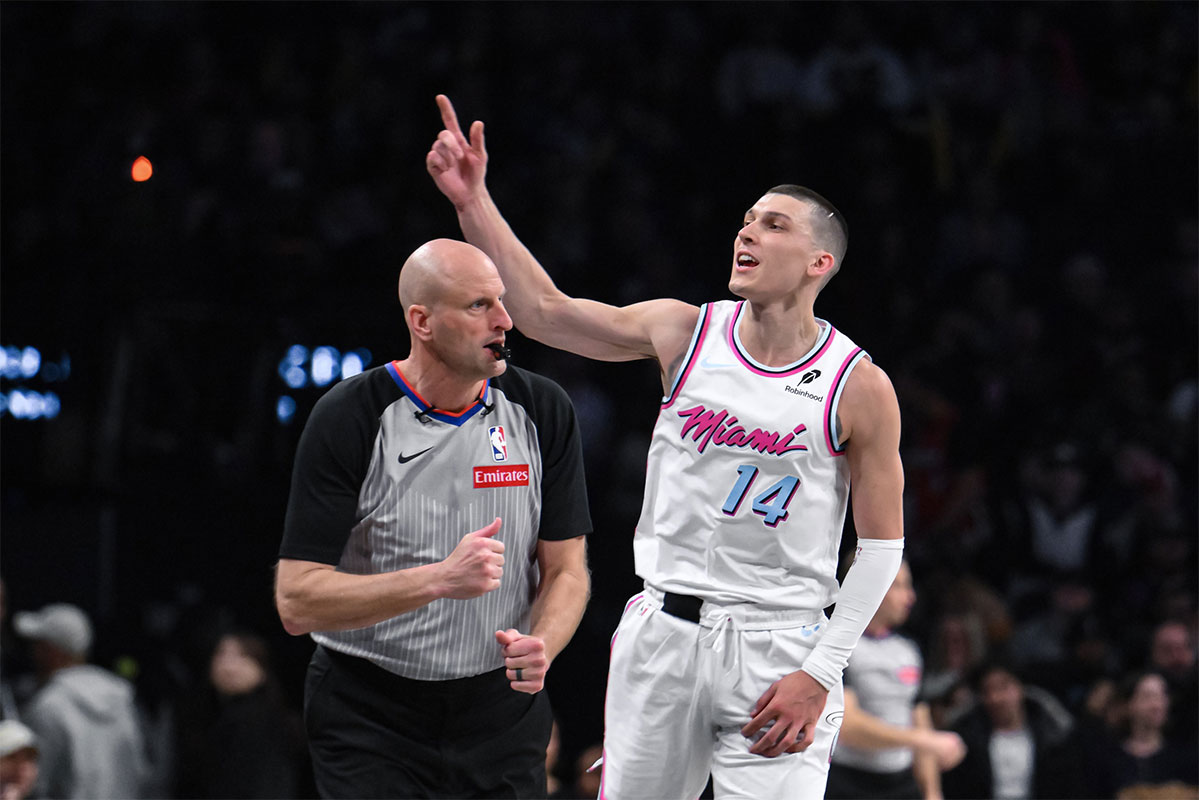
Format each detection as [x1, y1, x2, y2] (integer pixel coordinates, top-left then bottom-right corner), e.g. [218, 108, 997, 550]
[911, 704, 942, 799]
[275, 558, 444, 636]
[529, 564, 590, 663]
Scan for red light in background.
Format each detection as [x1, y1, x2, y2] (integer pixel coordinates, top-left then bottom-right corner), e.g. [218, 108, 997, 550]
[131, 156, 153, 182]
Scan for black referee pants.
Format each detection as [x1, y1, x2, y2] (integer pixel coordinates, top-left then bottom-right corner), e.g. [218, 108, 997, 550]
[825, 762, 921, 799]
[304, 645, 553, 799]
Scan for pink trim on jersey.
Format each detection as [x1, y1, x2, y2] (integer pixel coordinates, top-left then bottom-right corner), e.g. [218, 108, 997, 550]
[727, 302, 837, 377]
[662, 305, 712, 410]
[823, 347, 864, 456]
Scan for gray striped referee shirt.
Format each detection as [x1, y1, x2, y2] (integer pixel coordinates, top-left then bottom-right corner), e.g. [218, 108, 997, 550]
[280, 361, 591, 681]
[833, 631, 924, 773]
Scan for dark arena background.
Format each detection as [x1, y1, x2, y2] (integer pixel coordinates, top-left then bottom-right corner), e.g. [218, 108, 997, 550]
[2, 2, 1196, 797]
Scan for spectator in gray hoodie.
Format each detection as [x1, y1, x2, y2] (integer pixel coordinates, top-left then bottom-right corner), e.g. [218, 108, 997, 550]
[14, 603, 147, 799]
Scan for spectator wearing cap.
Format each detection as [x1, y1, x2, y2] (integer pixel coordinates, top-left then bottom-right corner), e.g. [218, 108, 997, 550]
[14, 603, 148, 799]
[0, 719, 38, 800]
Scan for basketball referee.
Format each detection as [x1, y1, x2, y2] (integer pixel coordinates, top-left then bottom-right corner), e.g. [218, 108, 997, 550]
[275, 238, 592, 799]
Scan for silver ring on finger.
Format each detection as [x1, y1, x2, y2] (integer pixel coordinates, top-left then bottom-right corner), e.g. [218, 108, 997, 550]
[515, 668, 523, 682]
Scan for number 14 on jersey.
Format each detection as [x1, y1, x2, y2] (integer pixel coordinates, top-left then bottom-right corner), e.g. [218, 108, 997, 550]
[720, 464, 800, 527]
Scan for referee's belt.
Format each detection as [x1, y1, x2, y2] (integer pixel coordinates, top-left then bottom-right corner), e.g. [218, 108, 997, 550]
[661, 592, 703, 624]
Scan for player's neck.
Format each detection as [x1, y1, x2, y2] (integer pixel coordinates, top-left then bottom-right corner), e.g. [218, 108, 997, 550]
[395, 357, 486, 412]
[739, 302, 821, 367]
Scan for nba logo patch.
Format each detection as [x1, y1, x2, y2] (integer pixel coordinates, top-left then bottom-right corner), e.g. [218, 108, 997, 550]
[488, 426, 508, 462]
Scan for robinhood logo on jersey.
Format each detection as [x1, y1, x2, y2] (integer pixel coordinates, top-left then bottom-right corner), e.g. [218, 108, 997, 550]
[473, 464, 530, 487]
[784, 369, 824, 401]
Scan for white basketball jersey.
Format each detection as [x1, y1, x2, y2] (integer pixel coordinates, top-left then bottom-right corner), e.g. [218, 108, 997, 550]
[634, 299, 868, 610]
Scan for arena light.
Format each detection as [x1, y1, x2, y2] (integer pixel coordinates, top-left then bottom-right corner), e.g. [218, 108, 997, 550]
[0, 346, 67, 382]
[131, 156, 153, 182]
[277, 344, 372, 389]
[0, 347, 22, 380]
[275, 344, 373, 423]
[276, 395, 297, 424]
[1, 390, 61, 420]
[283, 366, 307, 389]
[0, 345, 70, 421]
[340, 349, 368, 380]
[278, 345, 309, 388]
[19, 346, 41, 378]
[285, 344, 309, 365]
[311, 346, 340, 387]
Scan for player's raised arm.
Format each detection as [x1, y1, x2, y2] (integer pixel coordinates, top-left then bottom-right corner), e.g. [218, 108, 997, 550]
[426, 94, 697, 375]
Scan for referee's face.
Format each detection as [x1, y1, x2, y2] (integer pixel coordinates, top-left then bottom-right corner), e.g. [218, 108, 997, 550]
[429, 256, 513, 381]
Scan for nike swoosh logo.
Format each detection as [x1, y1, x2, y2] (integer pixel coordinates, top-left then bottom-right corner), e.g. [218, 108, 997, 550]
[700, 356, 735, 369]
[397, 447, 433, 464]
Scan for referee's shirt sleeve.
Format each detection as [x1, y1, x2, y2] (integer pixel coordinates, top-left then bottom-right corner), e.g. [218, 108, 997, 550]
[279, 378, 379, 564]
[531, 374, 593, 541]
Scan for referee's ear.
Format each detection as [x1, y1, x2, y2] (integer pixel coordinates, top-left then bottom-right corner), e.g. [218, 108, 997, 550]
[408, 304, 433, 342]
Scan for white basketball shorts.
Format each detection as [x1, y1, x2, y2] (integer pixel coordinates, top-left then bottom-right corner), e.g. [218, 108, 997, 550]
[598, 586, 844, 800]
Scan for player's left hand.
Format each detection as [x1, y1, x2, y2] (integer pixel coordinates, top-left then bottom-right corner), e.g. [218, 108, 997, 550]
[495, 628, 548, 694]
[741, 669, 829, 758]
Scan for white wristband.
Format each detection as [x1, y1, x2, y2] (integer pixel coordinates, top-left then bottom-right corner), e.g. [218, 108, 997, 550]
[800, 537, 904, 691]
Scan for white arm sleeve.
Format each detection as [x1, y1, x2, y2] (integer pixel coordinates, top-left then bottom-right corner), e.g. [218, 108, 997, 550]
[800, 536, 905, 691]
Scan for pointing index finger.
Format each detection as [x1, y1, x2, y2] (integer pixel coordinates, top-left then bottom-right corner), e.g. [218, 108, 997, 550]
[436, 94, 464, 138]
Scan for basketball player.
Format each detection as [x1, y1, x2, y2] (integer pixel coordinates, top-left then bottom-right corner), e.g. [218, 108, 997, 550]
[427, 95, 904, 800]
[827, 560, 967, 799]
[275, 239, 592, 798]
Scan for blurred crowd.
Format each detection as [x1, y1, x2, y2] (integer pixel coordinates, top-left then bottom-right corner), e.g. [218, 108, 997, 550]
[1, 2, 1195, 798]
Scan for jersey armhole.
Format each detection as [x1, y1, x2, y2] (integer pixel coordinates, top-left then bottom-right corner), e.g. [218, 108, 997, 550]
[824, 348, 869, 456]
[661, 302, 712, 409]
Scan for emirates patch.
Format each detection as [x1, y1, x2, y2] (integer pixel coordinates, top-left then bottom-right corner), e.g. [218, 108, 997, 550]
[473, 464, 530, 488]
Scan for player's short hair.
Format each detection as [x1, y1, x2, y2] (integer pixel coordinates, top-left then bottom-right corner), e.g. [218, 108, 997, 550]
[766, 184, 848, 268]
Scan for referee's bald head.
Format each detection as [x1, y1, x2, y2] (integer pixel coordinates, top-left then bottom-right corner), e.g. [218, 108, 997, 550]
[399, 238, 495, 313]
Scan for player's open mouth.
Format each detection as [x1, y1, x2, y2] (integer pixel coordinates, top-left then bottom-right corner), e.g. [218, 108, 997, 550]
[736, 253, 759, 270]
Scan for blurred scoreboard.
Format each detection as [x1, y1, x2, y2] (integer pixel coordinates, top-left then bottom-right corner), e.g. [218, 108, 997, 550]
[0, 345, 69, 420]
